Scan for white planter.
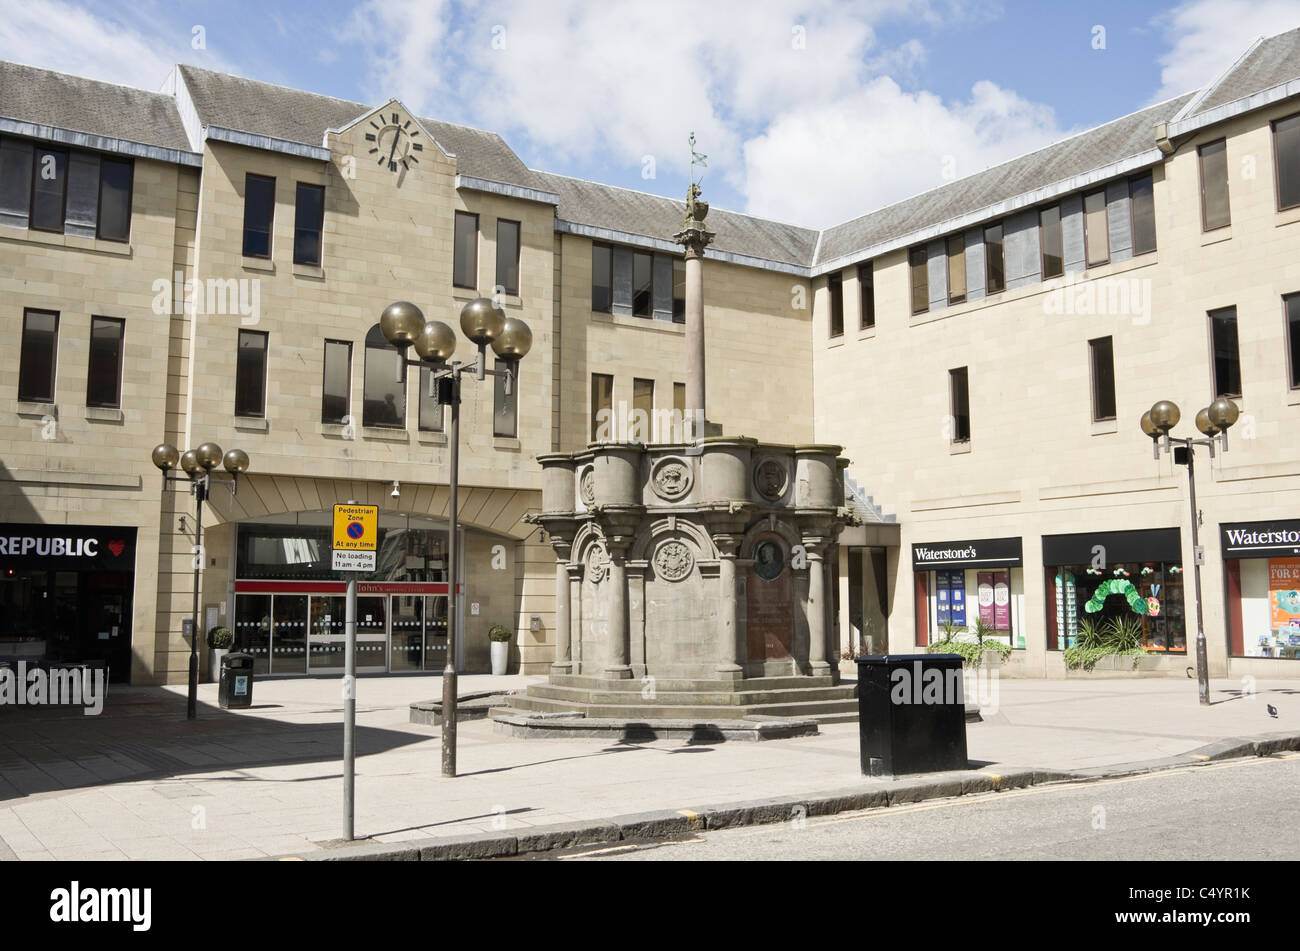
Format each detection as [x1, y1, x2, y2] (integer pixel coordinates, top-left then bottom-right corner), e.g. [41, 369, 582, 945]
[490, 640, 510, 676]
[208, 648, 229, 682]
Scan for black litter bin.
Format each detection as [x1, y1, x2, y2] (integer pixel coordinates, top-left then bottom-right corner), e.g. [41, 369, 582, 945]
[856, 653, 968, 778]
[218, 652, 254, 709]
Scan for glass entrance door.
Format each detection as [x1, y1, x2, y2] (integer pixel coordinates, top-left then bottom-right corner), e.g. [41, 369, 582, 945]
[270, 595, 308, 674]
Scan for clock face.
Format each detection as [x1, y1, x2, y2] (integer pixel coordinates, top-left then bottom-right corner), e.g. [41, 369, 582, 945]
[364, 112, 424, 174]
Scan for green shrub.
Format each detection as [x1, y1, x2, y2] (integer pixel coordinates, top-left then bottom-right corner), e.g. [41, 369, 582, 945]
[207, 626, 233, 650]
[488, 624, 512, 643]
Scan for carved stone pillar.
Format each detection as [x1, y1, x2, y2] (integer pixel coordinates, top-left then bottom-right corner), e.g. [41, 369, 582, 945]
[715, 533, 742, 680]
[806, 541, 830, 676]
[568, 564, 584, 675]
[551, 541, 573, 675]
[604, 541, 632, 679]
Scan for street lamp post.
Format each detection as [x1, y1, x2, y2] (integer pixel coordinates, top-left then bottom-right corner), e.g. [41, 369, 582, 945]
[379, 298, 531, 778]
[1140, 396, 1241, 706]
[151, 442, 250, 720]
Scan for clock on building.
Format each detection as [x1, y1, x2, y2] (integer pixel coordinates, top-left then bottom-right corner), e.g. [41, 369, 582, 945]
[364, 112, 424, 174]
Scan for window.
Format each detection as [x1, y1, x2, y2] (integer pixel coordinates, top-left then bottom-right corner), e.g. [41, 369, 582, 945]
[1274, 113, 1300, 211]
[632, 250, 653, 317]
[828, 273, 844, 337]
[859, 262, 875, 329]
[1040, 205, 1063, 278]
[322, 339, 351, 424]
[591, 373, 613, 442]
[418, 366, 444, 432]
[17, 309, 58, 402]
[592, 243, 612, 312]
[1287, 293, 1300, 390]
[363, 324, 405, 428]
[86, 317, 125, 408]
[242, 174, 275, 258]
[946, 235, 966, 305]
[97, 158, 132, 242]
[1209, 306, 1242, 399]
[1089, 336, 1116, 422]
[453, 211, 478, 288]
[1199, 139, 1230, 231]
[673, 382, 686, 416]
[949, 367, 970, 443]
[1129, 173, 1156, 255]
[984, 224, 1004, 294]
[629, 377, 655, 441]
[495, 219, 520, 296]
[493, 359, 516, 438]
[30, 147, 68, 233]
[235, 329, 268, 418]
[672, 258, 685, 323]
[293, 183, 325, 265]
[1083, 190, 1108, 266]
[909, 247, 928, 315]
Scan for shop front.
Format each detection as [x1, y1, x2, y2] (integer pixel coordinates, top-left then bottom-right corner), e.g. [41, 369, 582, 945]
[1222, 519, 1300, 660]
[912, 537, 1024, 648]
[0, 524, 137, 682]
[1043, 528, 1185, 653]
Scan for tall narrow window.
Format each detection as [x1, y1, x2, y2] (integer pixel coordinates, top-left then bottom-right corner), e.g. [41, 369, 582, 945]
[322, 339, 351, 424]
[1199, 139, 1230, 231]
[591, 373, 614, 442]
[909, 247, 929, 315]
[632, 378, 654, 441]
[946, 235, 966, 305]
[673, 382, 686, 416]
[17, 309, 58, 402]
[632, 250, 652, 317]
[828, 273, 844, 337]
[418, 366, 444, 432]
[1274, 113, 1300, 211]
[984, 224, 1004, 294]
[1040, 205, 1063, 278]
[453, 211, 478, 289]
[242, 173, 275, 258]
[1084, 190, 1108, 265]
[86, 317, 125, 408]
[293, 182, 325, 265]
[493, 358, 516, 437]
[235, 329, 268, 418]
[672, 258, 686, 323]
[363, 324, 405, 427]
[1209, 306, 1242, 398]
[97, 158, 132, 242]
[30, 147, 68, 233]
[1129, 174, 1156, 255]
[859, 262, 875, 329]
[592, 243, 612, 312]
[1089, 336, 1116, 421]
[496, 219, 520, 295]
[1286, 293, 1300, 390]
[949, 367, 970, 444]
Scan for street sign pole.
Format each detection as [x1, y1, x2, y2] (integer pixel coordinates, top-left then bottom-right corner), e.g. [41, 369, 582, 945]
[332, 501, 377, 841]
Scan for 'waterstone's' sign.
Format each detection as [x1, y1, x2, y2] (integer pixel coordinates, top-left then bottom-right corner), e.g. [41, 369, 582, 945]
[0, 524, 137, 571]
[1220, 519, 1300, 558]
[911, 537, 1022, 571]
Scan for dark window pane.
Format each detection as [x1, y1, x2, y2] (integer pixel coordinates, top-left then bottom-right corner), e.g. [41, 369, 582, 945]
[18, 309, 58, 402]
[950, 367, 970, 442]
[828, 273, 844, 337]
[453, 211, 477, 288]
[1129, 174, 1156, 255]
[30, 148, 67, 233]
[235, 330, 268, 417]
[496, 219, 520, 295]
[322, 339, 350, 424]
[1090, 336, 1116, 421]
[672, 257, 685, 323]
[86, 317, 124, 407]
[293, 182, 324, 265]
[947, 235, 966, 304]
[1084, 190, 1108, 265]
[1210, 306, 1241, 398]
[97, 158, 132, 242]
[1288, 294, 1300, 389]
[1040, 205, 1063, 278]
[591, 373, 613, 442]
[419, 365, 443, 432]
[1199, 139, 1230, 230]
[985, 224, 1004, 293]
[242, 174, 275, 257]
[632, 251, 652, 317]
[673, 382, 686, 416]
[0, 138, 34, 225]
[493, 358, 516, 437]
[363, 324, 405, 427]
[592, 244, 612, 312]
[859, 263, 875, 329]
[1276, 113, 1300, 210]
[909, 247, 928, 314]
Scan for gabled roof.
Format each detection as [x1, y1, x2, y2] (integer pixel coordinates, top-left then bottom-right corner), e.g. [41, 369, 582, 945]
[1191, 26, 1300, 115]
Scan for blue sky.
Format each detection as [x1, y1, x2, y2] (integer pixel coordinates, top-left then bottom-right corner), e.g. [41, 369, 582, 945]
[2, 0, 1299, 228]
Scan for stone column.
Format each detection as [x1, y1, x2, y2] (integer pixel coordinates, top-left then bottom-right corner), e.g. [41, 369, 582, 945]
[807, 542, 830, 676]
[568, 565, 584, 675]
[604, 542, 633, 680]
[551, 542, 572, 675]
[715, 534, 742, 680]
[674, 189, 715, 440]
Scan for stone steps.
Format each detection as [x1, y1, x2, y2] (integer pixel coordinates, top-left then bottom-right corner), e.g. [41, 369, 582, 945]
[546, 674, 841, 693]
[499, 693, 859, 722]
[524, 683, 856, 706]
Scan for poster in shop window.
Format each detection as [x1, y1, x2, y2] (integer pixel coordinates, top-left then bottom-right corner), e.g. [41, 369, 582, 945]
[947, 570, 967, 627]
[1267, 558, 1300, 657]
[978, 573, 995, 627]
[993, 571, 1010, 630]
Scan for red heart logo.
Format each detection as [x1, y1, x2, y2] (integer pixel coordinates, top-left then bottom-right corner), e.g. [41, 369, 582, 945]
[108, 540, 125, 557]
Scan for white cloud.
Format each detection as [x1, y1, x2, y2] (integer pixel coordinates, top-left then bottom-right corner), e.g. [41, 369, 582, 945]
[1152, 0, 1300, 103]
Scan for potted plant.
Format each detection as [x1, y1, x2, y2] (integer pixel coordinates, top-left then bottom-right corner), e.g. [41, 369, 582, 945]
[488, 624, 512, 676]
[207, 626, 234, 681]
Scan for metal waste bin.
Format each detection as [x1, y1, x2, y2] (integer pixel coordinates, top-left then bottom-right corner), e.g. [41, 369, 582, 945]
[218, 652, 254, 709]
[856, 653, 967, 778]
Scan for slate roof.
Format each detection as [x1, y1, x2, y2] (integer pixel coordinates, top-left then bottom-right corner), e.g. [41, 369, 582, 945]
[1193, 26, 1300, 114]
[0, 60, 191, 152]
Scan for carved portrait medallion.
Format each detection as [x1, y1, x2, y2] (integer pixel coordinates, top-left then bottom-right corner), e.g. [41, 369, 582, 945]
[654, 540, 694, 582]
[579, 467, 596, 506]
[754, 459, 788, 502]
[586, 543, 609, 584]
[651, 457, 692, 502]
[752, 539, 785, 582]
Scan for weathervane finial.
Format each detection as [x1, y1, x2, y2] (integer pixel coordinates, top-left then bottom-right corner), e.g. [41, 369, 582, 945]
[689, 131, 708, 186]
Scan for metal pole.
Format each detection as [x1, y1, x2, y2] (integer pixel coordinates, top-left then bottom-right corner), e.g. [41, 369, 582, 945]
[188, 479, 205, 721]
[343, 575, 357, 838]
[442, 375, 460, 778]
[1186, 442, 1210, 706]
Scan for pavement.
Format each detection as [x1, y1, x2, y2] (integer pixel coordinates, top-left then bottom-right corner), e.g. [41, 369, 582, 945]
[0, 671, 1297, 861]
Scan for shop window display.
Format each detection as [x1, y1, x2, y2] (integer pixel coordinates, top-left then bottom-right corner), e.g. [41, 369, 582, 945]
[1049, 561, 1185, 652]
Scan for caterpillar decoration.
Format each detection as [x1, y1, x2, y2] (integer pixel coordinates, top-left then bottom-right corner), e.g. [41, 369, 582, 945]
[1084, 578, 1160, 616]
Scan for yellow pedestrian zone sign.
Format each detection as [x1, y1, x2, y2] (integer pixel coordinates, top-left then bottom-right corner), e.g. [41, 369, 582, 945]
[333, 504, 378, 551]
